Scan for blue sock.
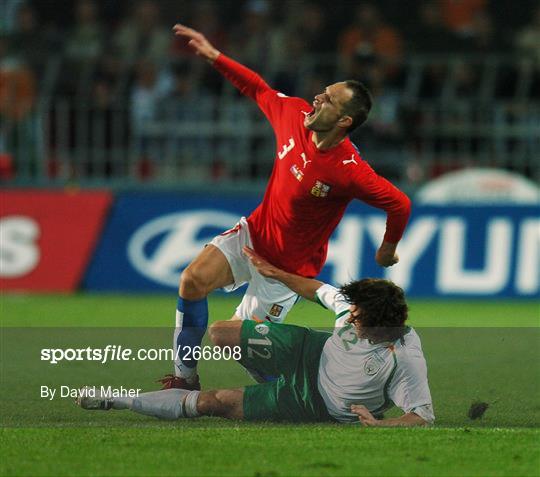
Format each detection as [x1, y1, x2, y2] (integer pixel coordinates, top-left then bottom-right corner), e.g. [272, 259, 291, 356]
[173, 297, 208, 380]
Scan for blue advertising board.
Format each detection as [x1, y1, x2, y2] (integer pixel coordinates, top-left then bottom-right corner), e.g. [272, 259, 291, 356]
[84, 192, 540, 298]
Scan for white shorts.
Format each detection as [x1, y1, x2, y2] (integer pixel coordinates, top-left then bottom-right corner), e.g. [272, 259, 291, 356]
[209, 217, 298, 323]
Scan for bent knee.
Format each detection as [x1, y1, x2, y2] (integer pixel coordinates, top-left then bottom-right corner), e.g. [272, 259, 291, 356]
[208, 321, 242, 348]
[179, 266, 211, 299]
[208, 321, 228, 346]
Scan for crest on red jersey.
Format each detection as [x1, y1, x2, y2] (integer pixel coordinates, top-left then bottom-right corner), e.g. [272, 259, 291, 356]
[310, 180, 331, 197]
[290, 164, 304, 182]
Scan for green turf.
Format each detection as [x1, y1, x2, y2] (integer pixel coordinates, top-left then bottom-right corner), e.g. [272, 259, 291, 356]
[1, 427, 538, 477]
[1, 294, 539, 476]
[2, 294, 539, 327]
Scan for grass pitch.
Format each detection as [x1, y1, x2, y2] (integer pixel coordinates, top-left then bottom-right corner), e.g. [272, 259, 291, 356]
[1, 294, 539, 476]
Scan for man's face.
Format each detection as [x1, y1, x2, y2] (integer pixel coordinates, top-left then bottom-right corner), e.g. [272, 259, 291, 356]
[346, 304, 362, 335]
[303, 82, 353, 132]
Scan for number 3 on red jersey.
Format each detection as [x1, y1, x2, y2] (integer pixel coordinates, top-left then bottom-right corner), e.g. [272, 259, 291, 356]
[277, 137, 295, 160]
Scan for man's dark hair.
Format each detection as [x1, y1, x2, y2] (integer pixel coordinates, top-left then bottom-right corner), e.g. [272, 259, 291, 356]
[339, 278, 408, 343]
[343, 80, 372, 132]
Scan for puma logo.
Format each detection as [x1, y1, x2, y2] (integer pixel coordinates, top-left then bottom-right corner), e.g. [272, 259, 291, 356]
[342, 155, 358, 165]
[301, 153, 311, 169]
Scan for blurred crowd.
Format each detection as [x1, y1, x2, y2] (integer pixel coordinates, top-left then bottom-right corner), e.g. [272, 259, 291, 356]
[1, 0, 539, 182]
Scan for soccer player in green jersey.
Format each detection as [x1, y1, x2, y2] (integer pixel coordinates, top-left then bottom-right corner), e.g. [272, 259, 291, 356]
[77, 247, 433, 427]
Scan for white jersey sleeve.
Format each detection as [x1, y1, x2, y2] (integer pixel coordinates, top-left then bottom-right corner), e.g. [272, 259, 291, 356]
[387, 337, 435, 424]
[315, 284, 350, 326]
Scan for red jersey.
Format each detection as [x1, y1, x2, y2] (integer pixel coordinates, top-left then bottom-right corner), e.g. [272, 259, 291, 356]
[214, 54, 411, 277]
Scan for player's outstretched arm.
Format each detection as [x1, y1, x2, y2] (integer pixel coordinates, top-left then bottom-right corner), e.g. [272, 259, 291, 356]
[351, 404, 428, 427]
[243, 246, 323, 302]
[173, 24, 220, 63]
[173, 23, 273, 105]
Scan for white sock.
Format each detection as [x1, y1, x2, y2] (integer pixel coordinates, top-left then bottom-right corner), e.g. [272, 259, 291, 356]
[112, 397, 133, 410]
[176, 365, 197, 382]
[130, 389, 190, 420]
[184, 391, 200, 418]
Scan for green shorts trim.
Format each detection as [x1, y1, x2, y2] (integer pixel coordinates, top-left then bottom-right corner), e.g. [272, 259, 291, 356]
[239, 320, 335, 423]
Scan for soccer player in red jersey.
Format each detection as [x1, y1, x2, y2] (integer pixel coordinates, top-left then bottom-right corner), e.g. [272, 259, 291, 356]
[160, 24, 411, 390]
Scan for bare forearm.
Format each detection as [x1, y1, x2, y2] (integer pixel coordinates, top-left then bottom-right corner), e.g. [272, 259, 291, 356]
[205, 49, 220, 64]
[242, 246, 323, 300]
[353, 404, 431, 427]
[374, 412, 427, 427]
[272, 269, 323, 302]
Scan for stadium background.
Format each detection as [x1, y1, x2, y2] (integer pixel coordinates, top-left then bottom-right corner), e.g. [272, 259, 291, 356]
[1, 0, 539, 296]
[1, 1, 539, 476]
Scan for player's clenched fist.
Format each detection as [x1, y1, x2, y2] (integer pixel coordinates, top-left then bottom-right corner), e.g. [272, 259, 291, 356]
[375, 241, 399, 267]
[172, 23, 220, 63]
